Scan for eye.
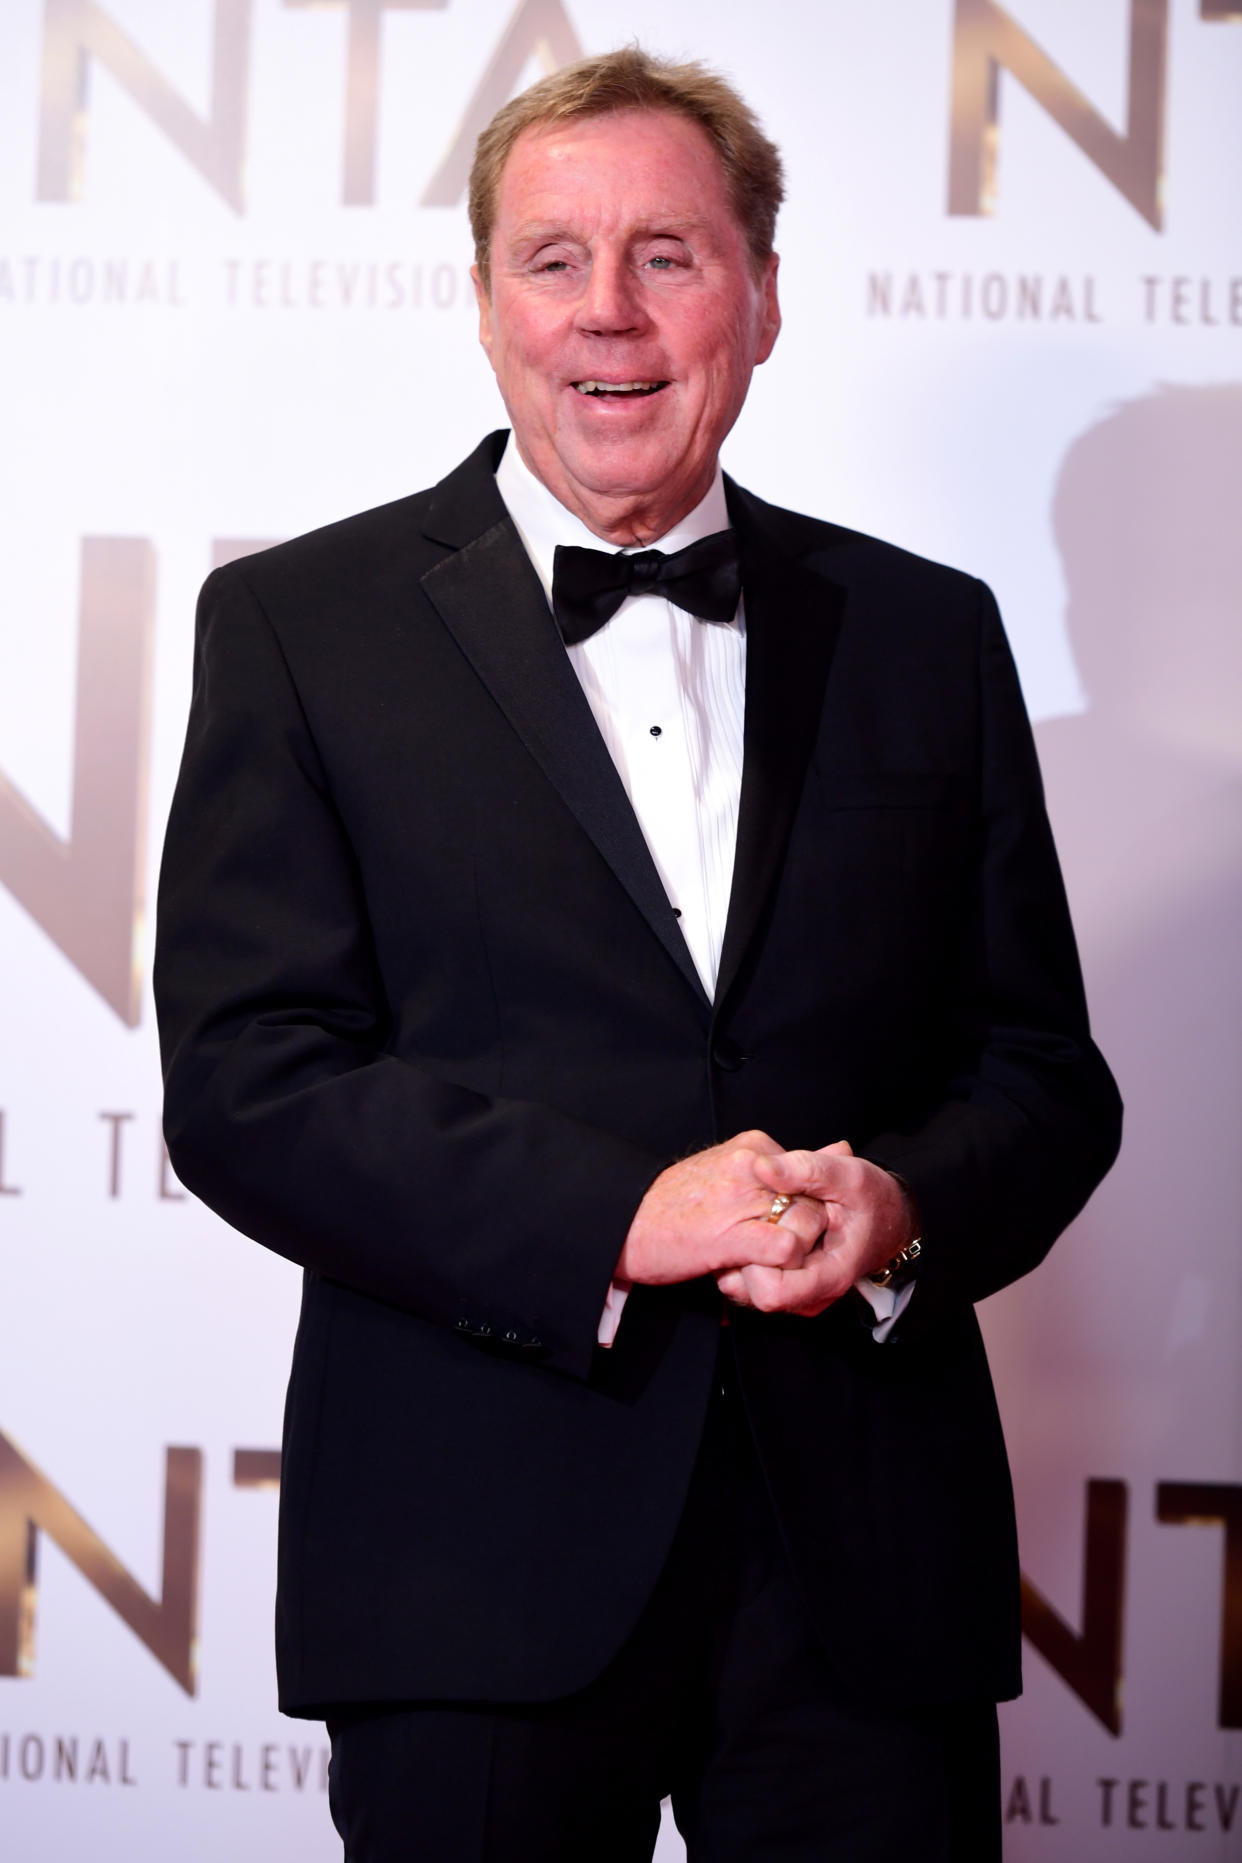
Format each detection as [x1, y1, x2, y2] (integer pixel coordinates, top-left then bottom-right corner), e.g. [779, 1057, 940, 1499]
[525, 243, 578, 276]
[642, 244, 690, 273]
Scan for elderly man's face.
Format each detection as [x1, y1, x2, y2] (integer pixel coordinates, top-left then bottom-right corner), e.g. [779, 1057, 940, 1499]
[474, 108, 780, 545]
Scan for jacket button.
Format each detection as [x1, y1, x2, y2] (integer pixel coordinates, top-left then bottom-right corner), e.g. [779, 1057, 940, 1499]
[455, 1318, 470, 1331]
[504, 1330, 518, 1343]
[711, 1037, 747, 1072]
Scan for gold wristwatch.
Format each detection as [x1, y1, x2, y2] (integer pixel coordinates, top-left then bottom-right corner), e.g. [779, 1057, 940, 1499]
[867, 1236, 922, 1290]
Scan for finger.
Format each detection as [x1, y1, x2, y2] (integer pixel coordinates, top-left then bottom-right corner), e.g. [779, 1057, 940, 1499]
[738, 1261, 832, 1314]
[724, 1137, 786, 1198]
[730, 1129, 782, 1158]
[781, 1196, 828, 1244]
[771, 1196, 828, 1255]
[734, 1263, 787, 1312]
[716, 1269, 752, 1306]
[737, 1252, 854, 1317]
[753, 1147, 848, 1201]
[744, 1199, 825, 1269]
[750, 1186, 825, 1235]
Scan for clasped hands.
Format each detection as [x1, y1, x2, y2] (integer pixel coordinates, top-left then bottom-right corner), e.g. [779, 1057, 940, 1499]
[614, 1131, 917, 1318]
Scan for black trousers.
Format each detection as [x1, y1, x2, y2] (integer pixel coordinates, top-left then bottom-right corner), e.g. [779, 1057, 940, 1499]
[327, 1346, 1000, 1862]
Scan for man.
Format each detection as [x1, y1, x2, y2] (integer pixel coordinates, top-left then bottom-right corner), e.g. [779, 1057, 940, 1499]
[155, 48, 1121, 1863]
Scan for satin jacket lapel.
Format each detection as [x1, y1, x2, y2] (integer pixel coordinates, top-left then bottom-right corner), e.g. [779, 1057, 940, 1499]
[420, 438, 710, 1012]
[714, 480, 847, 1013]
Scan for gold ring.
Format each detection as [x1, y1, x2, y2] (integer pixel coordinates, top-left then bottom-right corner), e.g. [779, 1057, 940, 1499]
[766, 1192, 793, 1224]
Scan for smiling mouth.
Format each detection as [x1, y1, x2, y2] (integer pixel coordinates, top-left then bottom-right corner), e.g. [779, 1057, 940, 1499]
[571, 380, 669, 398]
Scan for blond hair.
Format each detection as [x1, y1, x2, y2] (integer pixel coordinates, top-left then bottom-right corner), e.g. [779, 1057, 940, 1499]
[469, 47, 784, 292]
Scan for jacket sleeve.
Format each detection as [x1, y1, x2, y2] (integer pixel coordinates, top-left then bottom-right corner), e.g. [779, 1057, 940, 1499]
[858, 582, 1122, 1329]
[154, 567, 663, 1380]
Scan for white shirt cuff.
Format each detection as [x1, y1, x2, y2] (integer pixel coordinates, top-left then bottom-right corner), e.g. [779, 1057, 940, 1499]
[853, 1275, 915, 1343]
[601, 1277, 914, 1348]
[597, 1280, 629, 1347]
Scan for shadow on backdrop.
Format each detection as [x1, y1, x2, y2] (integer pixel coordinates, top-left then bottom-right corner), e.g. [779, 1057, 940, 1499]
[982, 383, 1242, 1567]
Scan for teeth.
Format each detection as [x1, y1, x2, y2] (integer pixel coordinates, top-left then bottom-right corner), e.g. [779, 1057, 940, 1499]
[572, 381, 663, 396]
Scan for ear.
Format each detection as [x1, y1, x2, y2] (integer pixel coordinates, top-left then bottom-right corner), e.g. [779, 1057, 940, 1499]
[755, 252, 781, 366]
[471, 264, 494, 363]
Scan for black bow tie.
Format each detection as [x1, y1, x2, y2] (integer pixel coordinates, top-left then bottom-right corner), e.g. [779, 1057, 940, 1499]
[551, 530, 740, 647]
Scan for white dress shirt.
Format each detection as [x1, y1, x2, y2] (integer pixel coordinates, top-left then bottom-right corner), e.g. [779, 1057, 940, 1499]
[495, 438, 910, 1345]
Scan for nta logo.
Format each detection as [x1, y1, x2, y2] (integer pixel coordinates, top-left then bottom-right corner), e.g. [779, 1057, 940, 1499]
[36, 0, 584, 213]
[2, 1430, 1240, 1728]
[30, 1, 1242, 225]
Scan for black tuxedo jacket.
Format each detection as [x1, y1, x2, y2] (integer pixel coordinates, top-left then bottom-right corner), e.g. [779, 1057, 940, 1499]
[155, 433, 1120, 1718]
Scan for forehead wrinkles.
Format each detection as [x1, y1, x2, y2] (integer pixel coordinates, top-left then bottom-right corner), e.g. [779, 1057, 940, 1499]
[495, 114, 737, 241]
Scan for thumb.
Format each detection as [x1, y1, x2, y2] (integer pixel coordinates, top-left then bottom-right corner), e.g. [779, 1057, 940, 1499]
[752, 1147, 826, 1198]
[754, 1141, 853, 1200]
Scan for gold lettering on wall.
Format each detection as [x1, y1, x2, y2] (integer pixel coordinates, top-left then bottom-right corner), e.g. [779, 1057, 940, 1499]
[37, 0, 252, 212]
[420, 0, 583, 207]
[0, 1112, 21, 1197]
[1021, 1479, 1128, 1734]
[0, 1434, 202, 1695]
[283, 0, 448, 207]
[948, 0, 1168, 229]
[99, 1109, 135, 1197]
[233, 1449, 281, 1490]
[0, 539, 154, 1026]
[1157, 1482, 1242, 1727]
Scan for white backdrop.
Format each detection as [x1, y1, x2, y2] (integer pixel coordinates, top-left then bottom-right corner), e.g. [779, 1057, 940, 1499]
[1, 2, 1239, 1857]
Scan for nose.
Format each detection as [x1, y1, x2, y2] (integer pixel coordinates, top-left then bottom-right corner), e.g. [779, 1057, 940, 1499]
[575, 251, 650, 337]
